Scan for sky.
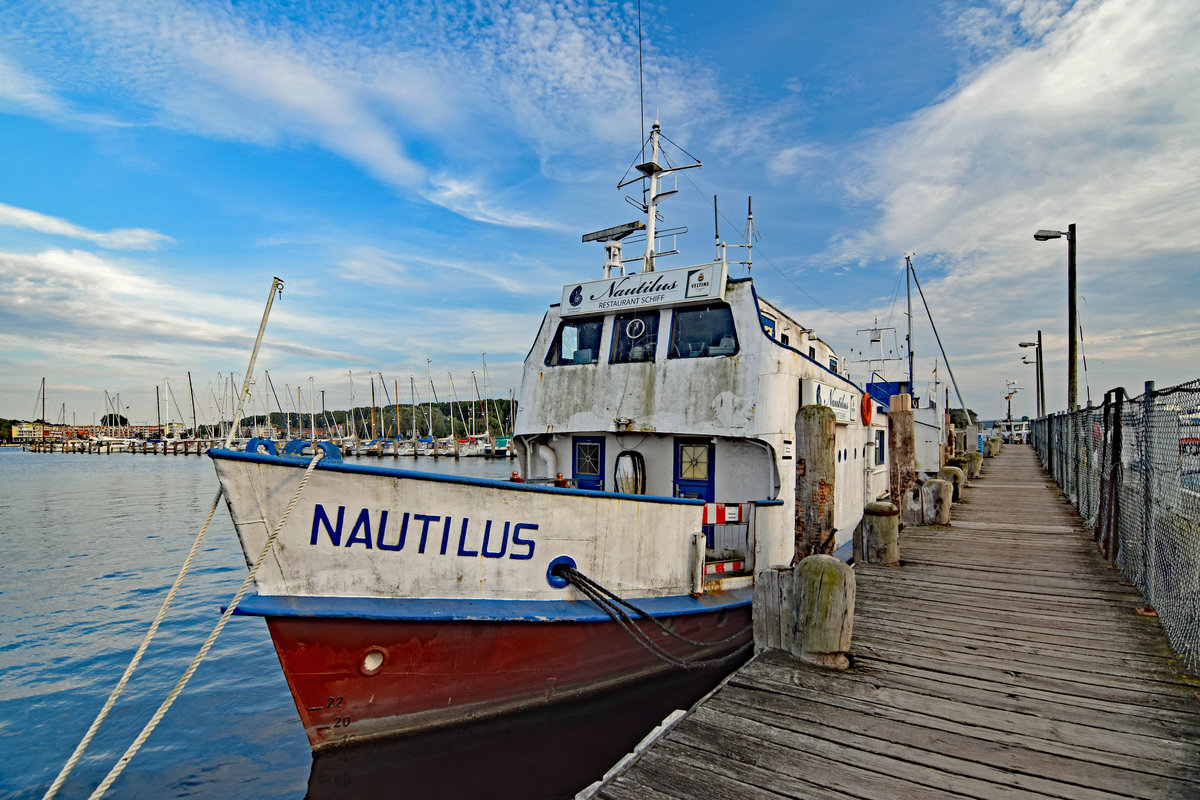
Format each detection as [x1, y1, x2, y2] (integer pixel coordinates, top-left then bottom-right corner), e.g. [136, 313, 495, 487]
[1, 0, 1197, 427]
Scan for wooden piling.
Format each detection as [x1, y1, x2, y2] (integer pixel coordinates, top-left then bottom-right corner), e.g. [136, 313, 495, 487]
[921, 478, 952, 524]
[887, 394, 916, 506]
[863, 501, 900, 566]
[937, 465, 965, 502]
[791, 554, 855, 670]
[793, 405, 837, 562]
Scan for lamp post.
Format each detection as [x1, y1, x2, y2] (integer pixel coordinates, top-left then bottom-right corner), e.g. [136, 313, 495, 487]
[1034, 224, 1077, 411]
[1021, 357, 1039, 415]
[1019, 331, 1044, 418]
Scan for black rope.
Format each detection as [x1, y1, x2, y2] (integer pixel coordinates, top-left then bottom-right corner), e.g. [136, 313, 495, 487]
[552, 565, 752, 671]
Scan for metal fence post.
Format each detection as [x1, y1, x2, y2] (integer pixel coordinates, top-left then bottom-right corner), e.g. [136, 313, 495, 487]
[1141, 380, 1154, 604]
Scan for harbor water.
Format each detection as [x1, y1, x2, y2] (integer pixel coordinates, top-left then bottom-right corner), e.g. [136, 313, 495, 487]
[0, 447, 729, 799]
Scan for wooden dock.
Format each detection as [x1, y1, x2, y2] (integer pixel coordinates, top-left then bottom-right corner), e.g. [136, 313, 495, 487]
[590, 446, 1200, 799]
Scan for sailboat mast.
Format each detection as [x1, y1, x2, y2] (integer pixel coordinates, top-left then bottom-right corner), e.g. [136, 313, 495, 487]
[393, 380, 400, 446]
[370, 376, 377, 440]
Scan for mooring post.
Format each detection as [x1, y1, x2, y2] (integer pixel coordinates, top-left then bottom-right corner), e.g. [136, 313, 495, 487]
[863, 501, 900, 566]
[791, 554, 855, 669]
[752, 566, 794, 654]
[888, 394, 916, 505]
[793, 405, 837, 561]
[937, 465, 965, 502]
[966, 451, 984, 480]
[922, 478, 953, 524]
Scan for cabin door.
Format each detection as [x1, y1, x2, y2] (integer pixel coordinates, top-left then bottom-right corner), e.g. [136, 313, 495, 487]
[674, 439, 714, 501]
[572, 436, 604, 490]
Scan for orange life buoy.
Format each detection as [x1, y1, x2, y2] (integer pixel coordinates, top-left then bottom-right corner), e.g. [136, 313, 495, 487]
[860, 394, 873, 425]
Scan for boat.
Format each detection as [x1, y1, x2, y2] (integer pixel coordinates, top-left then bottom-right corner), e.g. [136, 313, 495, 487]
[209, 122, 889, 749]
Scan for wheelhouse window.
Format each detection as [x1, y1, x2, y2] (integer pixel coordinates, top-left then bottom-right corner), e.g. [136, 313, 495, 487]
[611, 311, 660, 363]
[546, 316, 604, 366]
[668, 303, 738, 359]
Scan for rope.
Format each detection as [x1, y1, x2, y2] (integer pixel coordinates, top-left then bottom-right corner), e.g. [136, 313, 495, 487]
[553, 565, 752, 671]
[42, 487, 226, 800]
[84, 450, 323, 800]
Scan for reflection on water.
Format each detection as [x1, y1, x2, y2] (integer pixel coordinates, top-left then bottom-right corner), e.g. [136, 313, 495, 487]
[306, 665, 739, 800]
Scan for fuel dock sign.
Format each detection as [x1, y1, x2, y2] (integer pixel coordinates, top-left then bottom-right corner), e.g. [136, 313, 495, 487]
[561, 262, 727, 316]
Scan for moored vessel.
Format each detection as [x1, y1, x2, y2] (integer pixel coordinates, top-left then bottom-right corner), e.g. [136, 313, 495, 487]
[210, 122, 891, 749]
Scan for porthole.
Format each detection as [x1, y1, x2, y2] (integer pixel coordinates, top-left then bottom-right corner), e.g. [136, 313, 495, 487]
[360, 647, 387, 676]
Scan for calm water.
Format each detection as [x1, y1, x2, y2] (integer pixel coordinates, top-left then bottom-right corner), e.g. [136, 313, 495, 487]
[0, 447, 727, 799]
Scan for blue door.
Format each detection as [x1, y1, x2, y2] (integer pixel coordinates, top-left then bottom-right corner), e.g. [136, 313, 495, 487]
[675, 438, 715, 546]
[674, 439, 714, 501]
[573, 436, 604, 490]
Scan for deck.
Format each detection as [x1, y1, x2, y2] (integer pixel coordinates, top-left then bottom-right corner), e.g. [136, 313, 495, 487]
[590, 446, 1200, 799]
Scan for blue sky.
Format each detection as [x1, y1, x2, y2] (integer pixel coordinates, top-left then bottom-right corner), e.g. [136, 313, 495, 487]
[1, 0, 1197, 426]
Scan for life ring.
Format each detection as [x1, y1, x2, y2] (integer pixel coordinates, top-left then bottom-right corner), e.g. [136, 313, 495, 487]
[860, 394, 874, 425]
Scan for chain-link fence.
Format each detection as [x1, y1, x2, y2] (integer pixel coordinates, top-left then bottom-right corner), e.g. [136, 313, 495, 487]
[1030, 378, 1200, 677]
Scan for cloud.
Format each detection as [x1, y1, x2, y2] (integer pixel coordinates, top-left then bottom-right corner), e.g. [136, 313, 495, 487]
[0, 52, 64, 116]
[0, 247, 360, 363]
[841, 0, 1200, 263]
[1, 1, 720, 229]
[0, 203, 173, 250]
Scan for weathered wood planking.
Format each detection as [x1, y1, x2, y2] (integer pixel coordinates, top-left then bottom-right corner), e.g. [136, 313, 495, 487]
[591, 446, 1200, 799]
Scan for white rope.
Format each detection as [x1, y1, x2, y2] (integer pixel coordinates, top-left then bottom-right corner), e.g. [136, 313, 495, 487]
[41, 487, 225, 800]
[85, 450, 323, 800]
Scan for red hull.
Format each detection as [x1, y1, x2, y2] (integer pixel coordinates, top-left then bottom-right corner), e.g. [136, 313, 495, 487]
[266, 607, 751, 748]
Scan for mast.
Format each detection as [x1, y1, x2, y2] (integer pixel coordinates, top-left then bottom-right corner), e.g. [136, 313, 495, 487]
[370, 376, 377, 440]
[641, 123, 663, 273]
[426, 359, 438, 458]
[448, 372, 464, 456]
[410, 376, 418, 458]
[309, 377, 315, 441]
[905, 254, 914, 392]
[187, 371, 198, 438]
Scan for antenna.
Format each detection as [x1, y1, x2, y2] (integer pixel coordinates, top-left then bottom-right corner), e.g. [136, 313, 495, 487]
[636, 0, 645, 162]
[713, 194, 719, 246]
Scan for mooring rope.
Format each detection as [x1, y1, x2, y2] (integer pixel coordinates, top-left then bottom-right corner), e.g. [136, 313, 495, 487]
[551, 565, 752, 671]
[41, 487, 226, 800]
[81, 450, 323, 800]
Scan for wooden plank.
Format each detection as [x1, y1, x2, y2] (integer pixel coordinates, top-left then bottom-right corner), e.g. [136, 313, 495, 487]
[852, 616, 1197, 695]
[673, 707, 1062, 800]
[733, 652, 1200, 781]
[708, 688, 1169, 800]
[848, 656, 1200, 741]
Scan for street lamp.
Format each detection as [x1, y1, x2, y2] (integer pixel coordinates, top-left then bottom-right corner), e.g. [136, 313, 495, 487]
[1018, 331, 1045, 418]
[1034, 224, 1077, 411]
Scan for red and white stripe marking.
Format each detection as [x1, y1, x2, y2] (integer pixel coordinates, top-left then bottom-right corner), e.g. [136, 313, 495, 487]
[702, 503, 743, 524]
[703, 559, 745, 575]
